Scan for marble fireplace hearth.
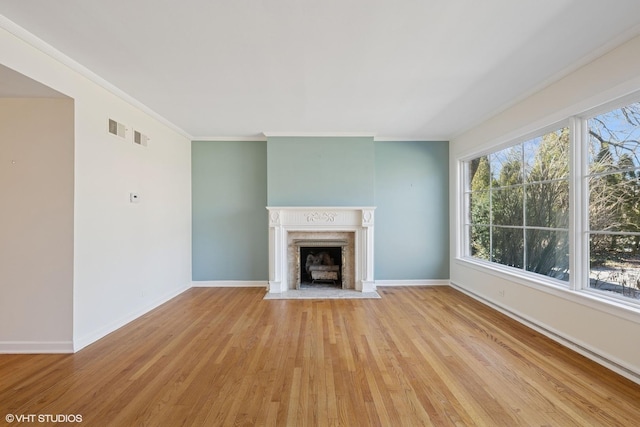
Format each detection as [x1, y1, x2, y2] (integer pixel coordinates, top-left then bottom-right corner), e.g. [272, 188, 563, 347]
[267, 207, 375, 293]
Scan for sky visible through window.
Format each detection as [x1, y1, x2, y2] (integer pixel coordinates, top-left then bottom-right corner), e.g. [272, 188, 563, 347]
[588, 102, 640, 300]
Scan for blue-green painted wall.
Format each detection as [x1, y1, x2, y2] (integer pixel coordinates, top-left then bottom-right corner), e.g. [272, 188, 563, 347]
[267, 136, 375, 206]
[374, 141, 449, 280]
[191, 138, 449, 282]
[192, 140, 268, 281]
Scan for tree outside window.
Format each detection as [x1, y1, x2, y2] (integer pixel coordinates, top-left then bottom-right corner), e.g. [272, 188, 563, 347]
[466, 128, 570, 282]
[588, 102, 640, 299]
[464, 100, 640, 302]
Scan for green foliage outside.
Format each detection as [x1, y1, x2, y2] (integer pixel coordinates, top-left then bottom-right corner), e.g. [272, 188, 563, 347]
[468, 128, 570, 280]
[467, 102, 640, 297]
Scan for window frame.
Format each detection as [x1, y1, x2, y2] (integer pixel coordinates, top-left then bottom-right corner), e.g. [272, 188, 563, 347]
[461, 121, 572, 287]
[458, 93, 640, 310]
[579, 97, 640, 304]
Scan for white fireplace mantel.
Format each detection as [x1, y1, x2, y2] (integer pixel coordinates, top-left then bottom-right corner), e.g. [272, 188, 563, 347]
[267, 206, 376, 293]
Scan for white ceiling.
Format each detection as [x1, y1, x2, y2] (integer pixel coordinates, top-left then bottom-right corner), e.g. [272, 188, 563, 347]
[1, 0, 640, 140]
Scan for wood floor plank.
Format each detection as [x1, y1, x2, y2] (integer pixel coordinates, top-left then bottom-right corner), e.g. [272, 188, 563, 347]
[1, 286, 640, 426]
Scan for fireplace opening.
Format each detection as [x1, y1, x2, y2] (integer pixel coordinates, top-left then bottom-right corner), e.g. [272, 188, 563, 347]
[300, 246, 342, 287]
[293, 239, 348, 289]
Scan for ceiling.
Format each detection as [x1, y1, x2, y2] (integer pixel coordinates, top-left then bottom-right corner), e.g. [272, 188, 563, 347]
[1, 0, 640, 140]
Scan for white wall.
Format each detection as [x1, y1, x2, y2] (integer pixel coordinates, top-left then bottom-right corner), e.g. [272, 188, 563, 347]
[450, 34, 640, 381]
[0, 23, 192, 352]
[0, 98, 74, 352]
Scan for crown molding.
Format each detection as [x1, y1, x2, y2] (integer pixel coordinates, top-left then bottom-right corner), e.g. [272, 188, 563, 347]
[374, 136, 449, 142]
[263, 132, 376, 138]
[262, 132, 449, 141]
[192, 135, 267, 142]
[0, 15, 192, 140]
[192, 135, 451, 142]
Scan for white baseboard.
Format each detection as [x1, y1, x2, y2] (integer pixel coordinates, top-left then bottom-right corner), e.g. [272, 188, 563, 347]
[192, 280, 268, 288]
[375, 279, 450, 287]
[449, 281, 640, 386]
[73, 283, 191, 352]
[0, 341, 74, 354]
[193, 280, 449, 288]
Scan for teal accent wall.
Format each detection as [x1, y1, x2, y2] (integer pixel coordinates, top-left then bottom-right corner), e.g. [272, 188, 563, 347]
[191, 137, 449, 282]
[267, 136, 375, 206]
[374, 141, 449, 280]
[192, 141, 268, 281]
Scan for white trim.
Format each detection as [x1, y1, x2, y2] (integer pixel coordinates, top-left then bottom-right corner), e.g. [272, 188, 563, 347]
[192, 136, 267, 142]
[267, 207, 376, 293]
[267, 206, 377, 211]
[571, 116, 588, 292]
[192, 281, 267, 288]
[375, 280, 449, 287]
[0, 341, 74, 354]
[194, 135, 450, 143]
[263, 132, 375, 138]
[456, 97, 640, 314]
[73, 284, 191, 352]
[0, 15, 192, 140]
[457, 119, 571, 162]
[195, 280, 452, 289]
[262, 133, 450, 141]
[454, 84, 640, 162]
[450, 281, 640, 385]
[578, 87, 640, 120]
[455, 257, 640, 324]
[373, 136, 449, 142]
[456, 159, 467, 259]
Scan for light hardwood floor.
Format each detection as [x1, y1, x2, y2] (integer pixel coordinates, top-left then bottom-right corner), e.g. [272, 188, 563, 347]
[1, 286, 639, 426]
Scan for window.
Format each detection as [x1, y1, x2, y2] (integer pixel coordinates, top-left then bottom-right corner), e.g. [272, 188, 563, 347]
[465, 127, 570, 282]
[462, 97, 640, 304]
[587, 101, 640, 300]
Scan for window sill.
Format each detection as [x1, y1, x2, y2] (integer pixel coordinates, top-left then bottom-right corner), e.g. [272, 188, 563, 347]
[454, 257, 640, 325]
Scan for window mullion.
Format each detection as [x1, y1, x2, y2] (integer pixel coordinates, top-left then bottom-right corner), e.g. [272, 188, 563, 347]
[522, 142, 527, 271]
[489, 154, 494, 262]
[460, 161, 468, 258]
[569, 116, 586, 291]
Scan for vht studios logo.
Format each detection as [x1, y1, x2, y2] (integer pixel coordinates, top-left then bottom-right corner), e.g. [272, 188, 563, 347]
[5, 413, 83, 423]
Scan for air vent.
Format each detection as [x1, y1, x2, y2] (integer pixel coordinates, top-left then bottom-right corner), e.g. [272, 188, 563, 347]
[108, 118, 127, 139]
[133, 130, 149, 146]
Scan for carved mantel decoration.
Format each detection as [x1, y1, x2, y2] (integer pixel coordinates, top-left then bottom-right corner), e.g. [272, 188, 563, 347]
[305, 211, 338, 222]
[266, 207, 376, 293]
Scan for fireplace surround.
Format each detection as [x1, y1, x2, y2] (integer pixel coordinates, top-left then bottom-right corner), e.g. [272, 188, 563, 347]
[267, 207, 375, 293]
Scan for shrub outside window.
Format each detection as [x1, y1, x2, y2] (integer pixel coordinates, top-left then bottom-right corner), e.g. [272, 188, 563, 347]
[464, 99, 640, 303]
[465, 127, 570, 282]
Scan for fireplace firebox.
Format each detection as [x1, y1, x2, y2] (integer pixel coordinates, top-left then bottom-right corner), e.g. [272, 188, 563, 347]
[294, 241, 347, 288]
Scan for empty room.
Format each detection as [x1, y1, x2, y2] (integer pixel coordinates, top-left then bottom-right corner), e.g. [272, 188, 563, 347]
[2, 1, 640, 425]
